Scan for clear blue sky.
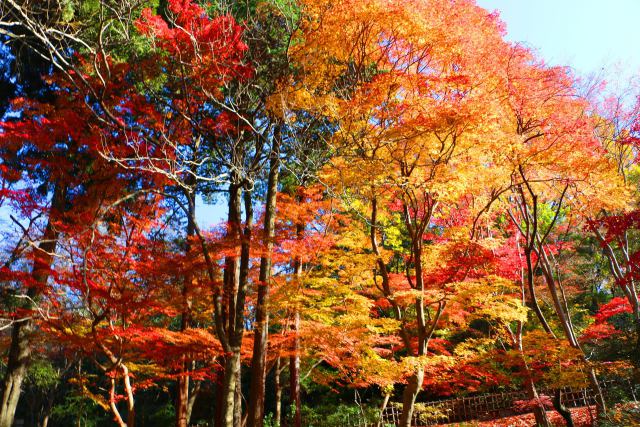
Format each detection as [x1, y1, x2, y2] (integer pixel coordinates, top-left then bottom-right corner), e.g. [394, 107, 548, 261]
[476, 0, 640, 79]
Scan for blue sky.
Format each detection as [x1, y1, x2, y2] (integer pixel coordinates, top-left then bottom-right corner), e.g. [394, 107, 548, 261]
[476, 0, 640, 79]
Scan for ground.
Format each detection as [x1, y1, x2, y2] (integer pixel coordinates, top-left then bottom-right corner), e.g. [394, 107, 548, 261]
[436, 407, 595, 426]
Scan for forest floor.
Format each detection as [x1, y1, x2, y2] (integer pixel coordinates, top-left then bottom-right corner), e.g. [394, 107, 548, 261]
[436, 406, 595, 426]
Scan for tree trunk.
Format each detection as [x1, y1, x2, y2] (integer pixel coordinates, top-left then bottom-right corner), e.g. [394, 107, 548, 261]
[553, 390, 574, 427]
[186, 380, 201, 426]
[274, 357, 283, 427]
[376, 391, 391, 427]
[289, 310, 301, 427]
[587, 368, 607, 417]
[123, 366, 135, 427]
[0, 184, 65, 427]
[176, 375, 189, 427]
[247, 132, 280, 427]
[221, 351, 242, 427]
[0, 319, 32, 427]
[525, 376, 551, 427]
[507, 323, 551, 426]
[220, 181, 243, 427]
[234, 369, 242, 427]
[221, 187, 253, 427]
[176, 188, 196, 427]
[399, 368, 424, 427]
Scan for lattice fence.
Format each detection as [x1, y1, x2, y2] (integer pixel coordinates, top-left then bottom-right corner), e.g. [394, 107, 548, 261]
[351, 378, 637, 427]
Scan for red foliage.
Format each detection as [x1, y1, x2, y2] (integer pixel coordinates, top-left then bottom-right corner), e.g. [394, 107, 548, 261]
[594, 297, 633, 323]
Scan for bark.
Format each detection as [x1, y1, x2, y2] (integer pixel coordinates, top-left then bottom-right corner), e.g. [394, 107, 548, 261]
[221, 351, 242, 427]
[176, 188, 196, 427]
[110, 376, 127, 427]
[586, 368, 607, 416]
[398, 196, 434, 426]
[234, 369, 242, 427]
[186, 380, 201, 425]
[537, 248, 579, 346]
[376, 391, 391, 427]
[553, 390, 574, 427]
[176, 375, 189, 427]
[0, 319, 32, 427]
[526, 377, 550, 426]
[274, 357, 285, 427]
[221, 187, 253, 427]
[220, 181, 244, 427]
[290, 310, 301, 427]
[592, 226, 640, 367]
[523, 246, 555, 337]
[122, 365, 135, 427]
[0, 184, 66, 427]
[399, 368, 424, 427]
[247, 132, 280, 427]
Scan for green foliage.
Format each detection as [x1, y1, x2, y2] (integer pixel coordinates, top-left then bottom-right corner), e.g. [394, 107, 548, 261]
[148, 402, 175, 425]
[599, 401, 640, 427]
[300, 403, 379, 427]
[50, 393, 108, 427]
[26, 359, 60, 390]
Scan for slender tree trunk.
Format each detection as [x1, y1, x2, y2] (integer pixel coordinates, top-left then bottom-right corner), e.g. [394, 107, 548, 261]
[274, 357, 284, 427]
[289, 311, 301, 427]
[587, 368, 607, 416]
[399, 368, 424, 427]
[222, 187, 253, 427]
[553, 390, 574, 427]
[247, 132, 280, 427]
[185, 380, 200, 425]
[509, 322, 550, 427]
[592, 225, 640, 368]
[376, 390, 391, 427]
[177, 188, 196, 427]
[398, 197, 433, 427]
[525, 374, 551, 427]
[123, 366, 135, 427]
[221, 182, 243, 427]
[176, 374, 189, 427]
[234, 369, 242, 427]
[0, 184, 66, 427]
[524, 248, 555, 336]
[0, 319, 33, 427]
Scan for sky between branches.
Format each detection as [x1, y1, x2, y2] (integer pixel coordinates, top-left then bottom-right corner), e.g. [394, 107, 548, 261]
[477, 0, 640, 79]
